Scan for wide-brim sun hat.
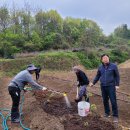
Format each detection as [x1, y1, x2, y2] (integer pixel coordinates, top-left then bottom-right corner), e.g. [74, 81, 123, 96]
[27, 64, 37, 71]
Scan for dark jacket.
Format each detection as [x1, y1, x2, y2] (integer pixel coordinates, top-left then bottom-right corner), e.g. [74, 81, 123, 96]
[35, 67, 41, 74]
[93, 63, 120, 86]
[76, 70, 89, 86]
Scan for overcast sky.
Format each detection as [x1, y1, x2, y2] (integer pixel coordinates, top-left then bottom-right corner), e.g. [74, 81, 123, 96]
[0, 0, 130, 35]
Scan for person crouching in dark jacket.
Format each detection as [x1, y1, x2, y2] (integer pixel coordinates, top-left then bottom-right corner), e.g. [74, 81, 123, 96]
[73, 66, 89, 103]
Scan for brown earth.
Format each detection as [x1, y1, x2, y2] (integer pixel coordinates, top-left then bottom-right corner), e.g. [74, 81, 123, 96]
[0, 64, 130, 130]
[119, 60, 130, 69]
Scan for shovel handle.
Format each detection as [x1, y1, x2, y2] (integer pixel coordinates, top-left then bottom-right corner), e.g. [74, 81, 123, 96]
[76, 87, 79, 98]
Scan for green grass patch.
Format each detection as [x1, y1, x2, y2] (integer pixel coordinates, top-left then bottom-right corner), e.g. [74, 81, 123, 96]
[0, 51, 80, 75]
[0, 50, 129, 76]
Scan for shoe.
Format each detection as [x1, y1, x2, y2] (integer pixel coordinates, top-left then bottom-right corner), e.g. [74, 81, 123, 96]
[104, 113, 111, 118]
[11, 118, 20, 123]
[113, 117, 118, 123]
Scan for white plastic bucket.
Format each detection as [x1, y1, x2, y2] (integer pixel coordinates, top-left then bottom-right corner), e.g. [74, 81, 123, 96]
[78, 101, 90, 117]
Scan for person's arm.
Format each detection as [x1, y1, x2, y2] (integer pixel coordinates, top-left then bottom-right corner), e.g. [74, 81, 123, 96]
[114, 65, 120, 86]
[26, 74, 44, 90]
[93, 68, 101, 85]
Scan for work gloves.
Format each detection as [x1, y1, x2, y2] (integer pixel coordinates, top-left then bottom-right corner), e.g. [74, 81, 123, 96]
[42, 86, 47, 91]
[76, 81, 80, 87]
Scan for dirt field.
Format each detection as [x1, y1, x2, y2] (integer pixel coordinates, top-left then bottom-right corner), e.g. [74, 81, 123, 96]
[0, 64, 130, 130]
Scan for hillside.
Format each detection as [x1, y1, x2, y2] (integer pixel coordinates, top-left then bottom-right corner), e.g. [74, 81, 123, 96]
[119, 59, 130, 68]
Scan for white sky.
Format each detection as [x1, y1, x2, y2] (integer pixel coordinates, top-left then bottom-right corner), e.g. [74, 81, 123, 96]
[0, 0, 130, 35]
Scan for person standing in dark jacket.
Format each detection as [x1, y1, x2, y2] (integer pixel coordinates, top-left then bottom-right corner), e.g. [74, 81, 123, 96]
[73, 66, 89, 103]
[90, 54, 120, 123]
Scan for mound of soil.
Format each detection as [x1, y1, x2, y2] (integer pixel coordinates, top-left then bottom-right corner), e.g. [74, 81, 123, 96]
[63, 114, 117, 130]
[34, 91, 77, 116]
[42, 97, 77, 116]
[35, 92, 121, 130]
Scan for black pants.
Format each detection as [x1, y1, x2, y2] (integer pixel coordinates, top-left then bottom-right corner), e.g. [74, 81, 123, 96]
[8, 86, 21, 120]
[101, 85, 118, 117]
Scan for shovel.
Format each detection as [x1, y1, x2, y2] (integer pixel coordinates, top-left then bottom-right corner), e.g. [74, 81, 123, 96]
[76, 87, 79, 99]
